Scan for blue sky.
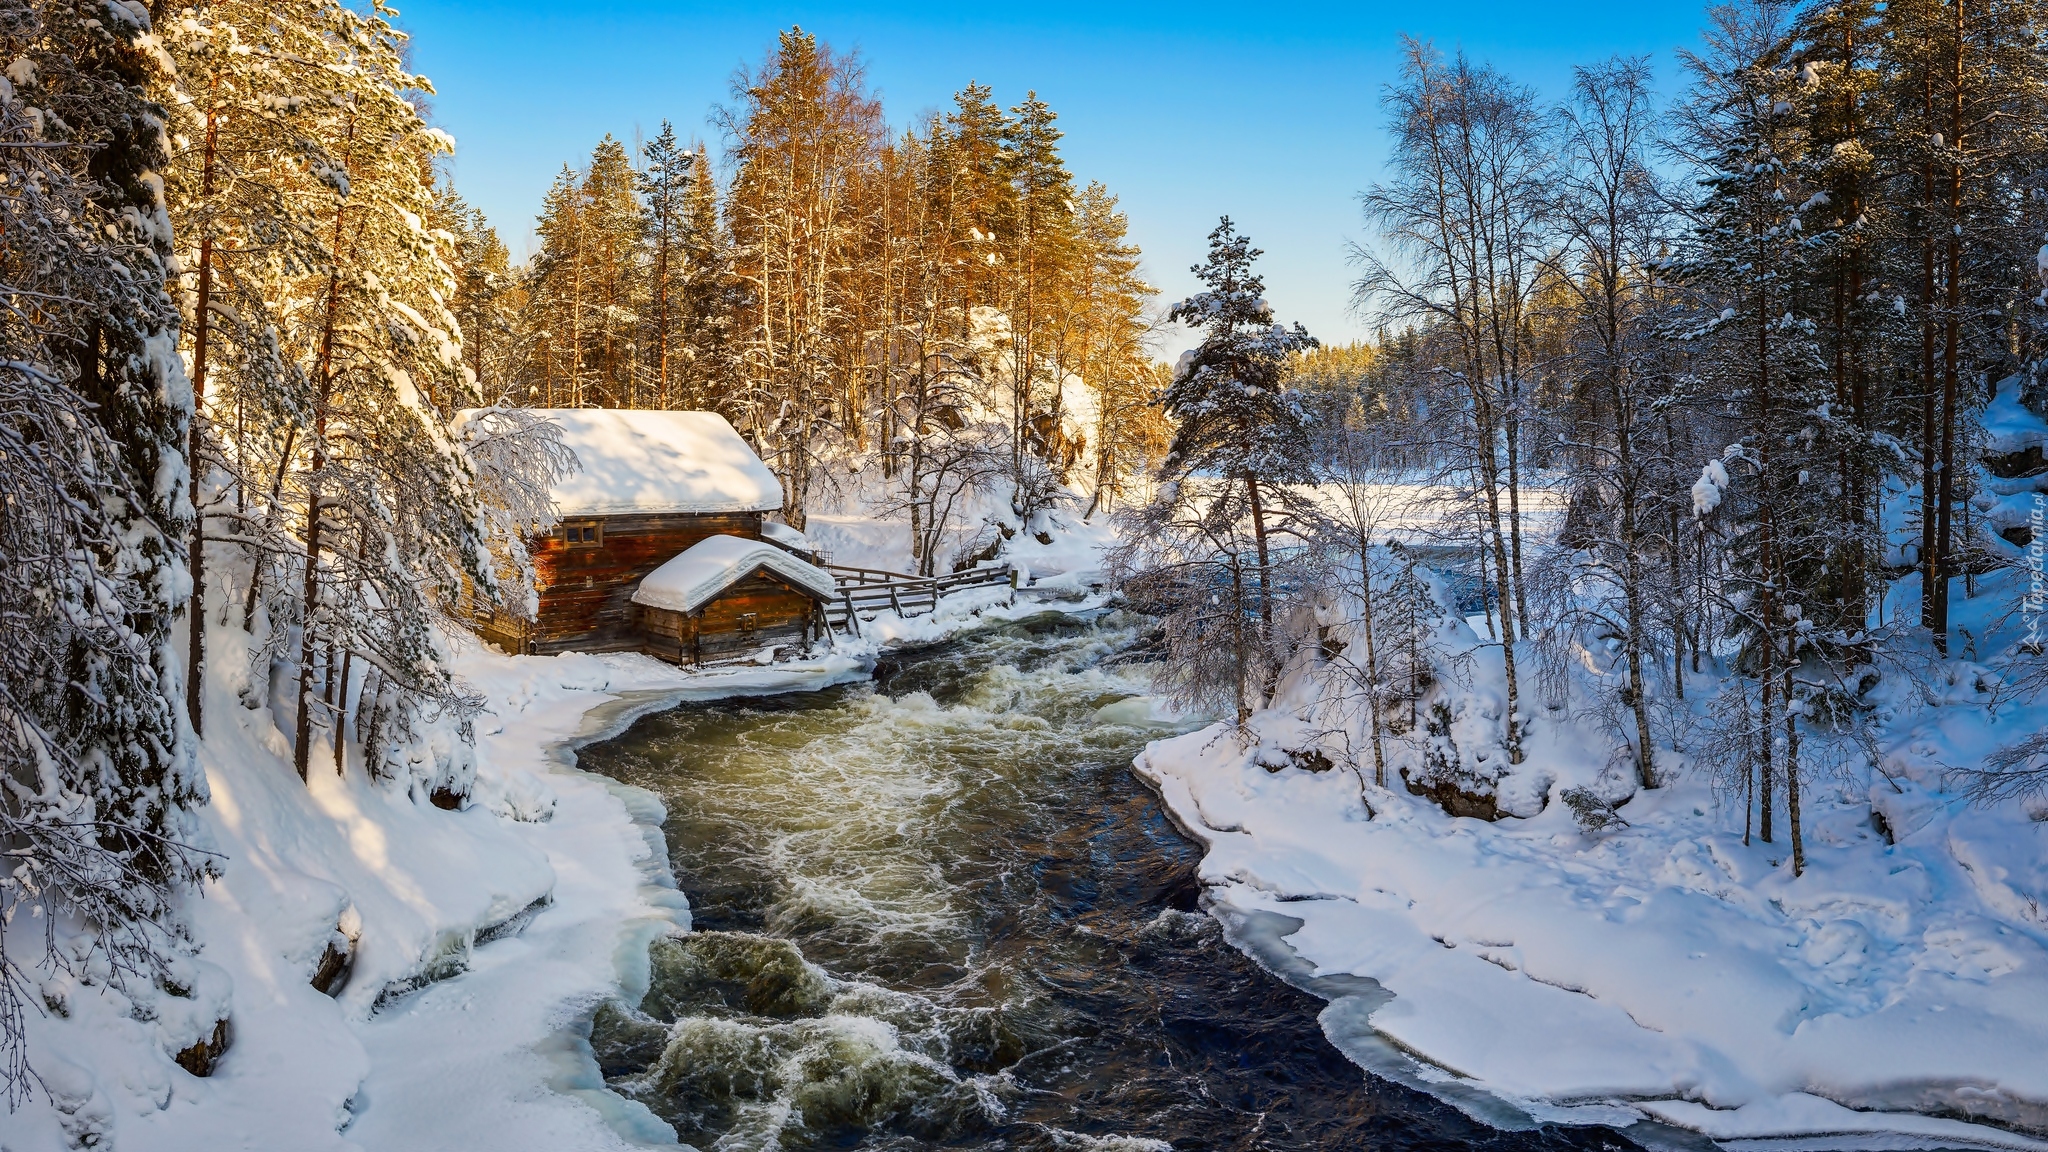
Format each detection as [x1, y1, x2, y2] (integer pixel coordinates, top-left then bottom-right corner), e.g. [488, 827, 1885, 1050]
[400, 0, 1711, 353]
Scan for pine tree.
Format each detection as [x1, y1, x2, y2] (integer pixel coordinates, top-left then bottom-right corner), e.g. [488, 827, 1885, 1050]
[871, 118, 1004, 573]
[1875, 0, 2048, 648]
[1070, 182, 1165, 513]
[1789, 0, 1887, 632]
[946, 82, 1015, 312]
[158, 0, 348, 738]
[674, 141, 736, 413]
[437, 184, 522, 398]
[579, 135, 645, 407]
[527, 164, 585, 405]
[1161, 218, 1317, 697]
[640, 122, 692, 408]
[720, 27, 882, 528]
[264, 0, 494, 788]
[1000, 92, 1079, 515]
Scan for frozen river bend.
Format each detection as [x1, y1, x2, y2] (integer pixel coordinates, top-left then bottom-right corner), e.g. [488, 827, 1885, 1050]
[574, 613, 1637, 1152]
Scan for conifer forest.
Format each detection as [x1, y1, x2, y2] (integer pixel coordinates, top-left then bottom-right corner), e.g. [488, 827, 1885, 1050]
[8, 0, 2048, 1148]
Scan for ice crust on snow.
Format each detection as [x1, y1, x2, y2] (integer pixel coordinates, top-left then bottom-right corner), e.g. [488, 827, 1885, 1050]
[630, 533, 837, 614]
[510, 408, 784, 516]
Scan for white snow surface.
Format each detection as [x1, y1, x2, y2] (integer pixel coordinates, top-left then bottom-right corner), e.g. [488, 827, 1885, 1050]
[490, 408, 783, 516]
[1983, 376, 2048, 456]
[630, 534, 837, 614]
[759, 519, 812, 553]
[1134, 564, 2048, 1151]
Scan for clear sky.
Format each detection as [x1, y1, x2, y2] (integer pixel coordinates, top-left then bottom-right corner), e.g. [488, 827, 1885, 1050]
[398, 0, 1712, 354]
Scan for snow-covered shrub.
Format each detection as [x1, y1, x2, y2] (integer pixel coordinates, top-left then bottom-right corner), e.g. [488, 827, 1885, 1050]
[1404, 695, 1515, 818]
[1560, 786, 1631, 831]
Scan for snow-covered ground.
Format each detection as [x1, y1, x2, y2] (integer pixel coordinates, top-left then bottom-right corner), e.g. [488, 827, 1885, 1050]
[1134, 564, 2048, 1152]
[29, 445, 2046, 1152]
[10, 554, 1100, 1150]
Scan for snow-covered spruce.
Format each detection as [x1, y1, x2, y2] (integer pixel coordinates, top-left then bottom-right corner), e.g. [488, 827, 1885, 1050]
[0, 2, 209, 1119]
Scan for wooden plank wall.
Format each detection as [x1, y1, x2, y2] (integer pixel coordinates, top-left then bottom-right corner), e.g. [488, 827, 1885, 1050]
[524, 511, 765, 654]
[639, 572, 821, 664]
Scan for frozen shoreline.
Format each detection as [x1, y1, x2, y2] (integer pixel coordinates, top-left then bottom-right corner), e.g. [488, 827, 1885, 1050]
[348, 589, 1104, 1151]
[1132, 709, 2048, 1152]
[341, 651, 875, 1152]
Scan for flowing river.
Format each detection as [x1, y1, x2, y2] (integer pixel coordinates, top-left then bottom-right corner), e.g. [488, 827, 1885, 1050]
[574, 612, 1635, 1152]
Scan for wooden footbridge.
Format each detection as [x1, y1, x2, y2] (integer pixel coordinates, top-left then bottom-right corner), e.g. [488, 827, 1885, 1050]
[822, 563, 1018, 637]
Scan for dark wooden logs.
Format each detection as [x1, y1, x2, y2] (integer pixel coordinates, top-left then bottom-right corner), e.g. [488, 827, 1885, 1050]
[471, 514, 1019, 663]
[638, 570, 819, 665]
[496, 512, 765, 655]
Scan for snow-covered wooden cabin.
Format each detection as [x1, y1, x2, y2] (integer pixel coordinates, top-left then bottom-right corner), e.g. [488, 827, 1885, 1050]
[471, 410, 836, 662]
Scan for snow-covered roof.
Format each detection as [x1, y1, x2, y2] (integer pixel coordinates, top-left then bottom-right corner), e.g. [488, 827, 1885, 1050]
[631, 534, 838, 615]
[760, 520, 813, 553]
[523, 409, 782, 516]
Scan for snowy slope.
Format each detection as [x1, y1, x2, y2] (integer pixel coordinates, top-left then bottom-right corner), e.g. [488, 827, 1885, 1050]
[1134, 566, 2048, 1152]
[8, 605, 871, 1151]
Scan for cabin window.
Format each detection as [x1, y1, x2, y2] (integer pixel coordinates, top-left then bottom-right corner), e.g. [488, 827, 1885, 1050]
[562, 521, 602, 547]
[737, 612, 759, 643]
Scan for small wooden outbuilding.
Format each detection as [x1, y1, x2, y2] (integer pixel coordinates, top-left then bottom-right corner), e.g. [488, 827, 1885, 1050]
[631, 536, 839, 664]
[468, 409, 837, 661]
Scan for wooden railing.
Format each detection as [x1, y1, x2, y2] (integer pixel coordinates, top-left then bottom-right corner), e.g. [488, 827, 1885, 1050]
[823, 563, 1014, 635]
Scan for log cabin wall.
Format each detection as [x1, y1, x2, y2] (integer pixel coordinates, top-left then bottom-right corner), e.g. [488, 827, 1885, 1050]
[520, 511, 766, 654]
[637, 572, 821, 665]
[474, 606, 530, 654]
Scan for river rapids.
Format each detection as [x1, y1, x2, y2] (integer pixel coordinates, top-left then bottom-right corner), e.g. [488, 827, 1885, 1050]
[574, 612, 1636, 1152]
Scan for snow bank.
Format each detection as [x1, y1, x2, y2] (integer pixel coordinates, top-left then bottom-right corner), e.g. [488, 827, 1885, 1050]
[759, 519, 812, 554]
[492, 408, 782, 516]
[1133, 568, 2048, 1151]
[1983, 376, 2048, 457]
[630, 534, 836, 614]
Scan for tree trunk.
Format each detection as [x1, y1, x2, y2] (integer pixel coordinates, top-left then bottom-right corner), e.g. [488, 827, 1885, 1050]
[294, 118, 355, 780]
[1246, 472, 1273, 630]
[1357, 536, 1388, 787]
[1919, 79, 1941, 642]
[1616, 437, 1656, 788]
[1230, 555, 1250, 725]
[186, 85, 220, 739]
[654, 208, 671, 408]
[1473, 397, 1524, 764]
[1784, 664, 1805, 876]
[1933, 0, 1964, 653]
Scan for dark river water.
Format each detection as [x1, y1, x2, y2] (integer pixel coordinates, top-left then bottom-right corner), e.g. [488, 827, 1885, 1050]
[573, 613, 1639, 1152]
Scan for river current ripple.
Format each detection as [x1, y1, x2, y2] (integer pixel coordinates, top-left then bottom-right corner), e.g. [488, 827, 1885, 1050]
[574, 612, 1638, 1152]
